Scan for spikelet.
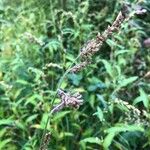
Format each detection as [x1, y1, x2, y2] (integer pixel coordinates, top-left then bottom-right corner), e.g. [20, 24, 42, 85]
[51, 89, 83, 114]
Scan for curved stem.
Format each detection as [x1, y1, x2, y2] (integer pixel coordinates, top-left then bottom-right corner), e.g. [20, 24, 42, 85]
[39, 54, 81, 150]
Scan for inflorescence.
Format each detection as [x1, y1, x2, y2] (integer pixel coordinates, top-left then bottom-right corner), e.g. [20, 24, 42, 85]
[69, 4, 129, 73]
[51, 89, 83, 114]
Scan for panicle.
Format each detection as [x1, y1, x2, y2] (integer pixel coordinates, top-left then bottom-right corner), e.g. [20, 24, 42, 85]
[80, 4, 129, 59]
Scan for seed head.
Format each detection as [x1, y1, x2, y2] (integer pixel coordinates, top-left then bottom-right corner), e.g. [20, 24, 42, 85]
[51, 89, 83, 114]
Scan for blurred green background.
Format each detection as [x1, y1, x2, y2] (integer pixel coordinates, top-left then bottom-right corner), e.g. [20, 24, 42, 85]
[0, 0, 150, 149]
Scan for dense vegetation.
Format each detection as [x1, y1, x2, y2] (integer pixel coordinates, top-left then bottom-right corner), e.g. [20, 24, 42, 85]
[0, 0, 150, 150]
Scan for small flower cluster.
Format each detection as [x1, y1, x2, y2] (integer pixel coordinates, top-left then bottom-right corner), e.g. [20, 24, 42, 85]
[80, 39, 101, 58]
[69, 4, 129, 73]
[51, 89, 83, 114]
[69, 61, 90, 73]
[42, 63, 63, 70]
[114, 98, 141, 115]
[114, 98, 150, 126]
[24, 32, 44, 46]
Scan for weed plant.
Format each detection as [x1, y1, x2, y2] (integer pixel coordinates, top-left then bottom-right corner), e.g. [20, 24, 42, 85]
[0, 0, 150, 150]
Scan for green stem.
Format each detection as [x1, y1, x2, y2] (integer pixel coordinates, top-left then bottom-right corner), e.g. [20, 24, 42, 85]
[39, 54, 81, 150]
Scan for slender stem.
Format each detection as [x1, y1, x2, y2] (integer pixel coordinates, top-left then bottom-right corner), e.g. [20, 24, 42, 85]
[39, 54, 81, 150]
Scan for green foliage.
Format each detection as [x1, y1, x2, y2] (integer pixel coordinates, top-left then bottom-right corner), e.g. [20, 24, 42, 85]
[0, 0, 150, 150]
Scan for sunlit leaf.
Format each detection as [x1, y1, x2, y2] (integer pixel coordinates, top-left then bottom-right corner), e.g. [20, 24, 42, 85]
[101, 59, 113, 78]
[80, 137, 102, 145]
[118, 76, 138, 89]
[103, 132, 115, 149]
[0, 139, 11, 150]
[93, 107, 104, 122]
[52, 111, 71, 122]
[0, 119, 14, 126]
[133, 88, 149, 108]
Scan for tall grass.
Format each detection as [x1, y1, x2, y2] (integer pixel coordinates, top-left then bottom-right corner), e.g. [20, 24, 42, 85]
[0, 0, 150, 150]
